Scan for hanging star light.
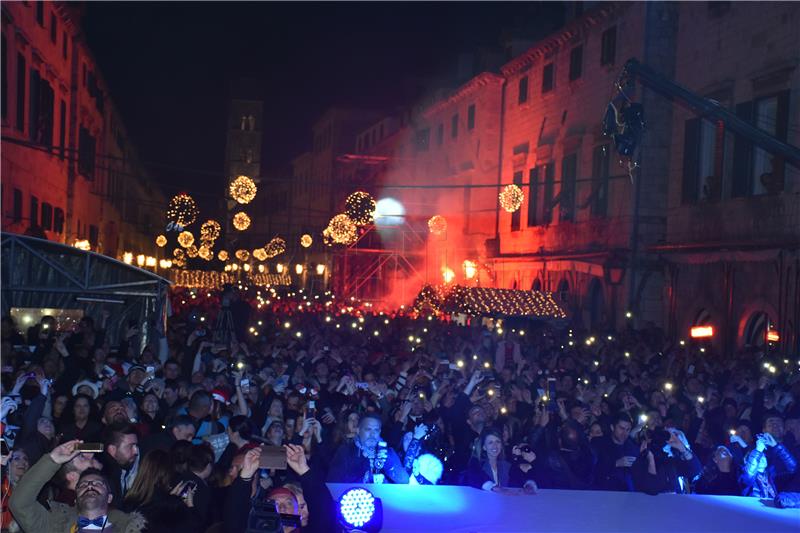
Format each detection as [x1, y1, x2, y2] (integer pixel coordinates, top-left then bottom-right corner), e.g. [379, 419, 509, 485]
[427, 215, 447, 235]
[326, 213, 358, 245]
[300, 234, 313, 248]
[229, 175, 258, 205]
[499, 184, 524, 213]
[186, 245, 199, 258]
[344, 191, 376, 226]
[252, 248, 268, 261]
[166, 194, 198, 227]
[265, 237, 287, 258]
[235, 249, 250, 262]
[217, 250, 229, 261]
[155, 234, 167, 247]
[197, 245, 212, 261]
[232, 211, 251, 231]
[200, 220, 221, 242]
[177, 231, 195, 248]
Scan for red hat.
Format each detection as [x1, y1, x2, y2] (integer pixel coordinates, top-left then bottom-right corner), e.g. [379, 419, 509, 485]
[267, 487, 298, 506]
[210, 388, 230, 404]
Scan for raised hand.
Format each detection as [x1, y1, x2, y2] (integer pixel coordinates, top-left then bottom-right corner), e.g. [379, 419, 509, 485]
[285, 444, 310, 476]
[240, 447, 262, 479]
[49, 440, 82, 464]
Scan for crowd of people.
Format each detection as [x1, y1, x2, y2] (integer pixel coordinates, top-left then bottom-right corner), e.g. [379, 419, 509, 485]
[1, 284, 799, 532]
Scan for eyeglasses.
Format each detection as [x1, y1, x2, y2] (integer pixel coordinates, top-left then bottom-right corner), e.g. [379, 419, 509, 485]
[77, 479, 107, 490]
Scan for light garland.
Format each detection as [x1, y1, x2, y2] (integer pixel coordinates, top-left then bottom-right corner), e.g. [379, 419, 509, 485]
[155, 234, 167, 247]
[252, 248, 268, 261]
[344, 191, 376, 226]
[300, 234, 313, 248]
[177, 231, 195, 248]
[185, 245, 199, 258]
[172, 248, 185, 260]
[168, 269, 292, 289]
[232, 211, 251, 231]
[198, 245, 212, 261]
[427, 215, 447, 235]
[418, 284, 566, 318]
[217, 250, 229, 261]
[166, 194, 198, 227]
[200, 220, 221, 242]
[499, 184, 524, 213]
[229, 175, 258, 204]
[235, 249, 250, 262]
[325, 213, 358, 245]
[265, 237, 286, 258]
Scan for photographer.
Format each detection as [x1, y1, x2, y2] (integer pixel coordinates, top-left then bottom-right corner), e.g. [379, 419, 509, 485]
[327, 413, 409, 484]
[740, 431, 797, 498]
[632, 427, 702, 495]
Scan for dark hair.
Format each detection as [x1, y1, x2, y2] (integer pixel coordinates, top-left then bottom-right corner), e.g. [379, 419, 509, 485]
[170, 439, 194, 474]
[78, 468, 110, 490]
[67, 393, 98, 424]
[477, 428, 504, 460]
[168, 414, 196, 430]
[164, 379, 180, 391]
[611, 412, 634, 427]
[124, 450, 173, 508]
[189, 390, 212, 411]
[188, 444, 214, 473]
[102, 422, 138, 448]
[359, 412, 382, 428]
[228, 415, 253, 440]
[164, 359, 180, 368]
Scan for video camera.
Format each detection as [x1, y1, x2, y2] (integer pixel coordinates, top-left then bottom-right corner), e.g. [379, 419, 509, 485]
[246, 495, 301, 533]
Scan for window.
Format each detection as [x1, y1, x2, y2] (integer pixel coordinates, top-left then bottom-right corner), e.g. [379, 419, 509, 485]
[591, 145, 610, 217]
[436, 123, 444, 146]
[89, 225, 99, 247]
[518, 76, 529, 104]
[415, 128, 430, 152]
[527, 167, 539, 226]
[59, 100, 66, 158]
[511, 172, 523, 231]
[542, 163, 555, 224]
[682, 118, 722, 203]
[78, 127, 96, 179]
[467, 104, 475, 130]
[50, 14, 57, 43]
[54, 208, 64, 233]
[16, 53, 25, 132]
[560, 154, 577, 222]
[13, 189, 22, 222]
[569, 45, 583, 81]
[29, 70, 54, 146]
[541, 63, 555, 93]
[30, 196, 39, 228]
[41, 202, 52, 230]
[601, 26, 617, 66]
[62, 32, 68, 60]
[36, 1, 44, 26]
[451, 114, 458, 139]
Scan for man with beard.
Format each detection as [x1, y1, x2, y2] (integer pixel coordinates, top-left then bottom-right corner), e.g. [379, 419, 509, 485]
[327, 414, 409, 484]
[10, 439, 146, 532]
[101, 423, 140, 500]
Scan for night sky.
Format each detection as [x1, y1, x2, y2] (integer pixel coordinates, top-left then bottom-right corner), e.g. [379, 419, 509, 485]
[85, 2, 564, 205]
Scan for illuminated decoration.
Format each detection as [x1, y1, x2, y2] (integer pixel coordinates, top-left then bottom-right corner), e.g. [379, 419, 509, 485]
[177, 231, 195, 248]
[463, 260, 478, 279]
[155, 235, 167, 247]
[344, 191, 376, 225]
[300, 234, 313, 248]
[374, 197, 405, 226]
[199, 220, 221, 242]
[122, 252, 133, 264]
[229, 175, 258, 205]
[217, 250, 229, 261]
[145, 256, 157, 267]
[442, 267, 456, 284]
[276, 263, 284, 274]
[136, 254, 146, 267]
[186, 245, 198, 258]
[766, 329, 780, 343]
[316, 264, 325, 275]
[166, 194, 198, 227]
[499, 184, 524, 212]
[252, 248, 267, 261]
[73, 239, 91, 251]
[235, 249, 250, 262]
[325, 214, 358, 245]
[159, 259, 173, 269]
[427, 215, 447, 235]
[168, 269, 291, 289]
[690, 326, 714, 339]
[243, 263, 251, 272]
[295, 264, 304, 275]
[232, 211, 251, 231]
[258, 264, 265, 273]
[265, 237, 287, 258]
[337, 487, 381, 530]
[172, 248, 185, 261]
[414, 284, 566, 318]
[197, 245, 212, 261]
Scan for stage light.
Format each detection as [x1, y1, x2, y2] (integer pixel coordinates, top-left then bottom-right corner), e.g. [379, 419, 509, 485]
[374, 197, 405, 226]
[338, 487, 382, 531]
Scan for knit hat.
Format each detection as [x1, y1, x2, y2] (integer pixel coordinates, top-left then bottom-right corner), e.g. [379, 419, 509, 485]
[72, 380, 100, 399]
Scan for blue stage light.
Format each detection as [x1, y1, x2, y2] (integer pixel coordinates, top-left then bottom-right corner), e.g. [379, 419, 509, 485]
[338, 487, 383, 531]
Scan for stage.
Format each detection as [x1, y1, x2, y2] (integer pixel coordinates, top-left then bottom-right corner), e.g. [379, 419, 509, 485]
[327, 483, 800, 532]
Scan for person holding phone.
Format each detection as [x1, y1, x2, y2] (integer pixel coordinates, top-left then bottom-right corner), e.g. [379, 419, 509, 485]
[590, 413, 640, 491]
[327, 413, 409, 484]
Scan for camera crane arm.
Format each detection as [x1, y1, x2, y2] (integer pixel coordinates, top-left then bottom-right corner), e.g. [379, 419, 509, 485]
[621, 58, 800, 169]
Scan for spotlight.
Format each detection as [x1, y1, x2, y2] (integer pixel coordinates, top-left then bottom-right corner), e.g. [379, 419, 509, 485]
[338, 487, 382, 532]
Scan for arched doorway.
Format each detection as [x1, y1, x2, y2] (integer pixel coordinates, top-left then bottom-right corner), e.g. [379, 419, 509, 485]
[588, 278, 605, 331]
[743, 311, 771, 348]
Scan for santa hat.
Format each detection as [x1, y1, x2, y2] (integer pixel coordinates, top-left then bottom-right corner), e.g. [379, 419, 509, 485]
[211, 388, 230, 405]
[72, 380, 100, 399]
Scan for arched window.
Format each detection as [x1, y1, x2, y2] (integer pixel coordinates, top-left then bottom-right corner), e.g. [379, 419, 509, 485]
[743, 311, 772, 348]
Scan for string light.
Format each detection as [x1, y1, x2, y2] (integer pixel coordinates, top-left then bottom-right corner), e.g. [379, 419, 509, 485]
[229, 175, 258, 204]
[232, 211, 251, 231]
[344, 191, 376, 225]
[173, 248, 185, 260]
[252, 248, 268, 261]
[167, 269, 291, 289]
[499, 184, 524, 212]
[200, 220, 221, 242]
[155, 235, 167, 247]
[414, 284, 566, 318]
[264, 237, 287, 258]
[217, 250, 229, 261]
[185, 245, 198, 258]
[166, 194, 198, 227]
[235, 249, 250, 262]
[197, 245, 212, 261]
[427, 215, 447, 235]
[300, 234, 313, 248]
[177, 231, 195, 248]
[463, 259, 477, 279]
[325, 214, 358, 245]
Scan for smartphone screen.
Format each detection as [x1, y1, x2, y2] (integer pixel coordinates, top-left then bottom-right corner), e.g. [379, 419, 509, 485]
[258, 445, 287, 470]
[76, 442, 105, 453]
